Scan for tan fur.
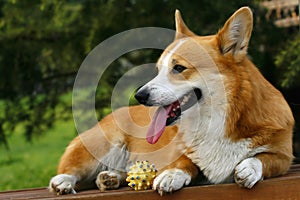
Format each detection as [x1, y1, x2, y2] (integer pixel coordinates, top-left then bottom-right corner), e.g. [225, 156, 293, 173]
[52, 7, 294, 192]
[56, 106, 199, 191]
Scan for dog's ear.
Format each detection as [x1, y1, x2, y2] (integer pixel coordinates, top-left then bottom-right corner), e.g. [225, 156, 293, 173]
[175, 9, 195, 39]
[217, 7, 253, 62]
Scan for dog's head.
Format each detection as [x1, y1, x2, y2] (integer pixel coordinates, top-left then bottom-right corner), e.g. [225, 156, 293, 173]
[135, 7, 253, 144]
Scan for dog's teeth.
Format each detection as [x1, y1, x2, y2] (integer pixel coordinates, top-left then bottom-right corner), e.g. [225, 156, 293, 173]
[172, 108, 176, 112]
[183, 96, 188, 102]
[176, 105, 180, 109]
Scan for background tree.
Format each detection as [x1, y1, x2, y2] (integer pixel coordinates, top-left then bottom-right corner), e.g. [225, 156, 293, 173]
[275, 33, 300, 161]
[275, 34, 300, 88]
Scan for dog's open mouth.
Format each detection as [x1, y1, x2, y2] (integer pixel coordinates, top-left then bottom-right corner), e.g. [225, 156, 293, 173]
[146, 88, 202, 144]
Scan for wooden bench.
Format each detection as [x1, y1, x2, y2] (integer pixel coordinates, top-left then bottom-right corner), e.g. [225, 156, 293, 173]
[1, 164, 300, 200]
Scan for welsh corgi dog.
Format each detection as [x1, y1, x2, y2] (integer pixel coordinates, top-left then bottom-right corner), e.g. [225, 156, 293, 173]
[49, 7, 294, 195]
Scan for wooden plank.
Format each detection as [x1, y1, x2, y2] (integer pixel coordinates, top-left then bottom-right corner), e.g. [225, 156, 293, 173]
[1, 165, 300, 200]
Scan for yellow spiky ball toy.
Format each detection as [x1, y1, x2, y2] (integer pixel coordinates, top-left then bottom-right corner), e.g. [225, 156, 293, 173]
[126, 161, 157, 190]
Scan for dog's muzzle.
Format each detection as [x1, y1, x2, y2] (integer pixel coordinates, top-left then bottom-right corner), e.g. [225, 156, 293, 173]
[135, 86, 202, 144]
[135, 86, 202, 116]
[135, 88, 202, 144]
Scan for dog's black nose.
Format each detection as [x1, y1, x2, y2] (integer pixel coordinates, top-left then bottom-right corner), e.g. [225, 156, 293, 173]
[135, 89, 150, 105]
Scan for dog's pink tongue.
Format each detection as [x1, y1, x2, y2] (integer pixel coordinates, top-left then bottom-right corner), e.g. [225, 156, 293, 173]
[146, 105, 172, 144]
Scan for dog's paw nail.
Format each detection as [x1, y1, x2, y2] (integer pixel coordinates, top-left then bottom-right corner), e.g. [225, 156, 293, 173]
[158, 189, 164, 196]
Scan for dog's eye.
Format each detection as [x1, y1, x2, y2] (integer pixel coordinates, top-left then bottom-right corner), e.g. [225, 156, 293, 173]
[172, 65, 187, 74]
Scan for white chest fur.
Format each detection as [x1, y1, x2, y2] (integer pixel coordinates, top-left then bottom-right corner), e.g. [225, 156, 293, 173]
[178, 102, 267, 184]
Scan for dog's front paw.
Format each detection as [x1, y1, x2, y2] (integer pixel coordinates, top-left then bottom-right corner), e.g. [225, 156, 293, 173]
[96, 171, 121, 191]
[49, 174, 77, 195]
[234, 157, 263, 189]
[153, 169, 191, 196]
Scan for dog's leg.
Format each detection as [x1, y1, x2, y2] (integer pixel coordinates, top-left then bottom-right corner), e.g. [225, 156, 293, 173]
[49, 136, 101, 194]
[234, 152, 293, 188]
[94, 145, 129, 191]
[153, 155, 198, 195]
[49, 144, 128, 195]
[49, 143, 129, 194]
[49, 123, 129, 195]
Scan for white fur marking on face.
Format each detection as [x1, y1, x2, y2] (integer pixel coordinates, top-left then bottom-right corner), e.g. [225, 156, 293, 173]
[161, 39, 186, 70]
[140, 39, 187, 105]
[234, 157, 263, 188]
[49, 174, 77, 194]
[153, 168, 191, 194]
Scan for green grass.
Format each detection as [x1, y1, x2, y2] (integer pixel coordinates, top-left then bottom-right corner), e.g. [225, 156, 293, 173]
[0, 120, 76, 191]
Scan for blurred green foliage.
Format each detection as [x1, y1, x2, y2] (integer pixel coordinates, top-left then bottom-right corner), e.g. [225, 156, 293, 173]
[0, 120, 75, 191]
[275, 34, 300, 88]
[0, 0, 299, 160]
